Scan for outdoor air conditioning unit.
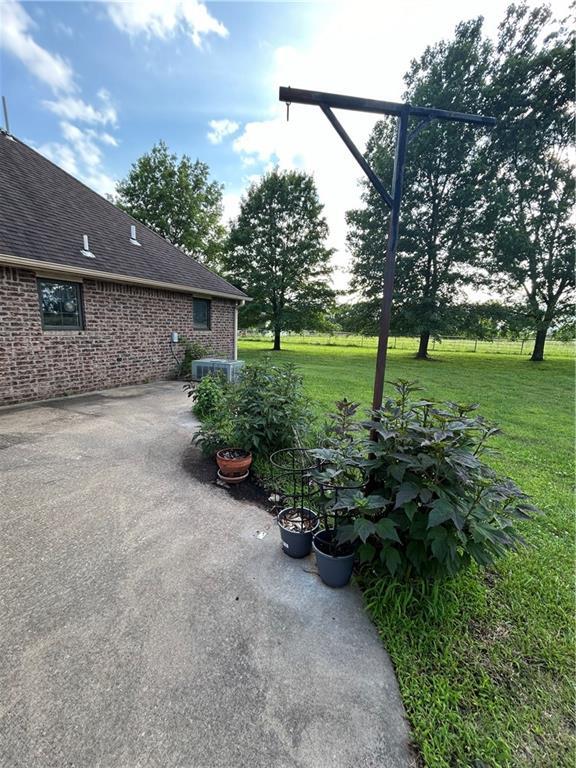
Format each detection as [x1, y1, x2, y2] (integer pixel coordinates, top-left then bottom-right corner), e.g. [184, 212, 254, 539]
[191, 358, 245, 383]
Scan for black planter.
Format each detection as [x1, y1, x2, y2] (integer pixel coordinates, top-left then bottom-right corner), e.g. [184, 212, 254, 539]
[313, 529, 355, 588]
[277, 507, 319, 558]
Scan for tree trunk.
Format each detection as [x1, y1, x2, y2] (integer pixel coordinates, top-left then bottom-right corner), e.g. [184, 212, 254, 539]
[530, 327, 548, 361]
[273, 328, 281, 351]
[415, 330, 431, 359]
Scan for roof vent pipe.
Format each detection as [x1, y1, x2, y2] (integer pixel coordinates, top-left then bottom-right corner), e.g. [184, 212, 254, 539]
[81, 234, 95, 258]
[130, 224, 141, 246]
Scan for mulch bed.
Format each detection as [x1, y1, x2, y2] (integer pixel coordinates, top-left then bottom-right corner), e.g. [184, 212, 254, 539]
[182, 444, 271, 510]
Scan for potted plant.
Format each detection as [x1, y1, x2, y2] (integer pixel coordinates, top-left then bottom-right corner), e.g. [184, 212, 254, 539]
[277, 506, 319, 558]
[312, 528, 356, 588]
[270, 448, 320, 557]
[216, 448, 253, 483]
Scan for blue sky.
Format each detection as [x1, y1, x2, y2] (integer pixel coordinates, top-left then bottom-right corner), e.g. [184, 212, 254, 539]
[0, 0, 570, 289]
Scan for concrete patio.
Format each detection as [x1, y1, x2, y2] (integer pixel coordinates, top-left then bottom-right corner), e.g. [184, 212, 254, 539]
[0, 382, 413, 768]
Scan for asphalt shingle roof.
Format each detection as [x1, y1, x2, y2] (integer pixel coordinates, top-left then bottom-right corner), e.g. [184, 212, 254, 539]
[0, 132, 248, 300]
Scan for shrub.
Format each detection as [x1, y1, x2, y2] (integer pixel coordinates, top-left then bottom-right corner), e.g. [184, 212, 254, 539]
[190, 357, 314, 460]
[313, 381, 538, 580]
[233, 357, 313, 458]
[179, 338, 211, 378]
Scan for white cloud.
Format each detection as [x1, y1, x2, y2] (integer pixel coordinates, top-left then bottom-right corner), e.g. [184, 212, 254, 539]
[106, 0, 228, 47]
[55, 21, 74, 38]
[207, 119, 239, 144]
[0, 0, 74, 92]
[42, 90, 117, 126]
[80, 168, 117, 198]
[98, 131, 118, 147]
[34, 134, 117, 198]
[1, 1, 119, 200]
[60, 122, 103, 168]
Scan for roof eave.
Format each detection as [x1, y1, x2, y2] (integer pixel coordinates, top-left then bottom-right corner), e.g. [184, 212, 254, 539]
[0, 253, 251, 302]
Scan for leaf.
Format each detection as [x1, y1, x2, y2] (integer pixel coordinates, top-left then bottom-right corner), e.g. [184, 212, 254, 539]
[353, 517, 376, 543]
[419, 487, 433, 504]
[431, 535, 449, 561]
[375, 518, 401, 543]
[394, 482, 420, 509]
[403, 501, 418, 522]
[336, 524, 356, 544]
[381, 545, 401, 577]
[389, 464, 406, 482]
[358, 542, 376, 564]
[427, 498, 455, 528]
[363, 494, 390, 509]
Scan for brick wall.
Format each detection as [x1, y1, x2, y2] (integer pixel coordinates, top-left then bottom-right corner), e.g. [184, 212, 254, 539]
[0, 266, 237, 405]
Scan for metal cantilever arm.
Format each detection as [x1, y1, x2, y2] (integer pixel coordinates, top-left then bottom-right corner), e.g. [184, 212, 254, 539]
[320, 105, 393, 209]
[279, 86, 496, 127]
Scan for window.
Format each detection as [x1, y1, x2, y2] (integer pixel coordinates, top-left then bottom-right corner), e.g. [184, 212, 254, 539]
[38, 278, 84, 330]
[193, 298, 211, 330]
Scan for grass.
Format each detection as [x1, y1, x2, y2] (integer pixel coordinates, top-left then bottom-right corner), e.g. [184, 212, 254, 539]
[239, 339, 575, 768]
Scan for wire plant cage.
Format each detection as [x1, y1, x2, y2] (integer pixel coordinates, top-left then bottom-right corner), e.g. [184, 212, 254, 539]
[269, 448, 322, 527]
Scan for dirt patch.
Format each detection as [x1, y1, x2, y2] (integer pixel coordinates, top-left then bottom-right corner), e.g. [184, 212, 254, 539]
[182, 443, 271, 510]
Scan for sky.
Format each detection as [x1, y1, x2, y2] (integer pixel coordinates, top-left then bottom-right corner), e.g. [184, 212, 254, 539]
[0, 0, 571, 292]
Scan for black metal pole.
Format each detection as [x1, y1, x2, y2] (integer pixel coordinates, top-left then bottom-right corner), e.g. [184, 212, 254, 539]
[372, 106, 409, 410]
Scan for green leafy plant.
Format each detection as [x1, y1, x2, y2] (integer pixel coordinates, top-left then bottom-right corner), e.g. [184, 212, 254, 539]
[358, 380, 538, 578]
[232, 357, 313, 458]
[184, 372, 228, 420]
[312, 398, 366, 488]
[179, 338, 211, 378]
[312, 381, 538, 579]
[190, 357, 314, 460]
[192, 414, 235, 457]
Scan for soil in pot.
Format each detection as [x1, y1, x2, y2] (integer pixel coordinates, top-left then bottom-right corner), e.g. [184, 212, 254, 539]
[277, 507, 319, 558]
[216, 449, 252, 477]
[313, 529, 355, 588]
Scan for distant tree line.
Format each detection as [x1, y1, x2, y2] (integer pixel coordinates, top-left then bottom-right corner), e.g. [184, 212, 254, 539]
[114, 3, 573, 360]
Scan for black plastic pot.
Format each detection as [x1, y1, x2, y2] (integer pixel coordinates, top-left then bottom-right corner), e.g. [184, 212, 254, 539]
[277, 507, 319, 558]
[312, 529, 355, 588]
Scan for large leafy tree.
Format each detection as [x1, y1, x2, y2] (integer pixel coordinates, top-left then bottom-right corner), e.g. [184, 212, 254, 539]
[347, 19, 492, 358]
[223, 169, 335, 351]
[481, 4, 574, 361]
[115, 141, 225, 265]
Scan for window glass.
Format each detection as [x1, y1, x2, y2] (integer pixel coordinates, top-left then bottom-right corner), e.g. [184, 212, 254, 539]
[193, 298, 211, 330]
[38, 279, 83, 330]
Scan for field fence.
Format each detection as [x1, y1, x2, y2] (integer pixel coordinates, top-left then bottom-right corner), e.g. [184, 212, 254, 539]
[239, 331, 576, 358]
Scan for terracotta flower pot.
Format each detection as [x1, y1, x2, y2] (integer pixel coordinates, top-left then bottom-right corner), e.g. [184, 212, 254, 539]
[216, 448, 253, 477]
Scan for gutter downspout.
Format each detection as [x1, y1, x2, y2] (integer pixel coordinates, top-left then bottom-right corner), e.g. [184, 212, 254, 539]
[234, 301, 244, 360]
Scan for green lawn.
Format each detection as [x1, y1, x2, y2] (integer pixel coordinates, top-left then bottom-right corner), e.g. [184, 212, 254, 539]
[239, 339, 575, 768]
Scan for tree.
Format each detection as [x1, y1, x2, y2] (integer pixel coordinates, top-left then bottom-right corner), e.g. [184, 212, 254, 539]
[347, 19, 492, 358]
[481, 4, 575, 361]
[115, 141, 226, 265]
[223, 169, 335, 351]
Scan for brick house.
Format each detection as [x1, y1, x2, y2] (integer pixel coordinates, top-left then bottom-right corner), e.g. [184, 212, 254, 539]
[0, 132, 249, 406]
